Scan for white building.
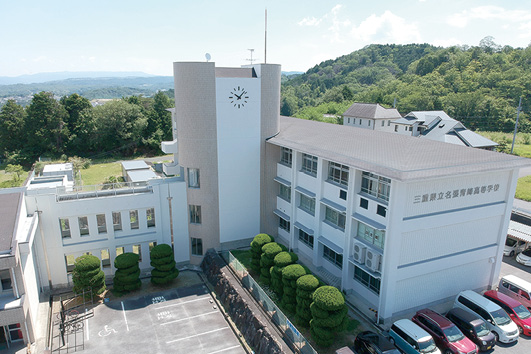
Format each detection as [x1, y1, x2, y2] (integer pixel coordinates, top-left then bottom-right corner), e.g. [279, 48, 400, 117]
[342, 103, 402, 132]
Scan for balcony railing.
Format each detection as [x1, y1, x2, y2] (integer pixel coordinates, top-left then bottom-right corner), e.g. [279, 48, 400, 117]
[56, 181, 152, 202]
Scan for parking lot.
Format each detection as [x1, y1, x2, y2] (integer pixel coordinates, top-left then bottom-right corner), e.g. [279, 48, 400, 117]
[78, 282, 245, 354]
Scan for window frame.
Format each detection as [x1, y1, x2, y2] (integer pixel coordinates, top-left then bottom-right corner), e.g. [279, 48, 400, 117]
[361, 171, 391, 203]
[112, 211, 122, 231]
[97, 214, 107, 234]
[146, 208, 155, 228]
[324, 206, 346, 230]
[78, 216, 89, 236]
[299, 194, 315, 215]
[129, 210, 139, 229]
[279, 217, 290, 232]
[65, 254, 76, 274]
[279, 184, 291, 202]
[59, 218, 71, 238]
[356, 222, 385, 249]
[327, 161, 349, 187]
[188, 168, 200, 188]
[298, 229, 314, 249]
[133, 244, 142, 262]
[323, 245, 343, 269]
[301, 153, 318, 176]
[354, 266, 381, 294]
[191, 238, 203, 256]
[189, 205, 202, 224]
[280, 147, 292, 167]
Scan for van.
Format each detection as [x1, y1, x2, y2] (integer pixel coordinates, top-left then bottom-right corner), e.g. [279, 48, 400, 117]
[503, 237, 525, 257]
[445, 308, 496, 352]
[499, 274, 531, 310]
[389, 319, 441, 354]
[454, 290, 519, 344]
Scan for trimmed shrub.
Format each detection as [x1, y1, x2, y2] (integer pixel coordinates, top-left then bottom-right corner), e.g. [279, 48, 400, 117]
[250, 233, 274, 273]
[270, 252, 298, 297]
[280, 264, 307, 313]
[113, 253, 141, 294]
[72, 255, 106, 297]
[295, 274, 319, 327]
[150, 244, 179, 285]
[259, 242, 283, 285]
[310, 286, 348, 347]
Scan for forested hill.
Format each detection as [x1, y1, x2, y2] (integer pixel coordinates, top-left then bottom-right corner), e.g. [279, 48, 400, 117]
[281, 42, 531, 132]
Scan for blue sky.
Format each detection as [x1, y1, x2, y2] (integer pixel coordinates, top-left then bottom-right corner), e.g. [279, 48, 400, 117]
[0, 0, 530, 77]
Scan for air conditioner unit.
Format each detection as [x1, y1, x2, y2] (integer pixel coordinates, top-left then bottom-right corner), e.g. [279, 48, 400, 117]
[365, 249, 381, 273]
[352, 242, 366, 264]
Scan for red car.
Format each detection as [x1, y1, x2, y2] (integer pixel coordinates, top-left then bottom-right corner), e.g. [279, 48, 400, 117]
[484, 290, 531, 336]
[412, 309, 478, 354]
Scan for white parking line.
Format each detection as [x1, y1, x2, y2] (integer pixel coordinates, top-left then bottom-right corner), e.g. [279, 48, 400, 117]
[154, 296, 209, 310]
[160, 310, 219, 325]
[209, 345, 242, 354]
[121, 301, 129, 331]
[165, 327, 230, 344]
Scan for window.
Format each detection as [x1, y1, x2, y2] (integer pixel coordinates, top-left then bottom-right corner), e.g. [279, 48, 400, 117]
[133, 244, 142, 262]
[404, 126, 407, 131]
[97, 214, 107, 234]
[323, 245, 343, 269]
[78, 216, 89, 236]
[325, 206, 345, 230]
[279, 184, 291, 202]
[354, 266, 380, 294]
[101, 249, 111, 268]
[280, 147, 292, 167]
[339, 190, 347, 200]
[377, 204, 387, 217]
[0, 270, 12, 291]
[357, 222, 385, 249]
[394, 125, 398, 132]
[327, 162, 349, 187]
[188, 168, 200, 188]
[146, 208, 155, 228]
[381, 120, 385, 127]
[368, 120, 371, 126]
[116, 247, 125, 257]
[388, 120, 391, 126]
[359, 198, 368, 209]
[149, 241, 157, 252]
[409, 126, 413, 131]
[191, 238, 203, 256]
[301, 153, 318, 176]
[347, 117, 350, 124]
[112, 212, 122, 231]
[279, 217, 290, 232]
[130, 210, 139, 229]
[359, 119, 362, 125]
[65, 254, 75, 273]
[8, 323, 23, 342]
[59, 218, 71, 238]
[189, 205, 201, 224]
[298, 229, 314, 249]
[299, 194, 315, 215]
[361, 171, 391, 202]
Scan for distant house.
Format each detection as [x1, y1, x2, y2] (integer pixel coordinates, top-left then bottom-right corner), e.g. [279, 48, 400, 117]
[392, 111, 498, 150]
[342, 103, 402, 132]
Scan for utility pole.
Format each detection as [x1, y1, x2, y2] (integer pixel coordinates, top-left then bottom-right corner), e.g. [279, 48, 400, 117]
[511, 97, 523, 154]
[264, 8, 267, 64]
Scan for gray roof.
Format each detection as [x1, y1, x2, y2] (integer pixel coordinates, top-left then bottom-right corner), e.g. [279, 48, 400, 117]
[508, 220, 531, 243]
[127, 169, 157, 182]
[122, 160, 149, 171]
[343, 103, 402, 120]
[455, 129, 498, 148]
[268, 116, 531, 182]
[0, 193, 21, 252]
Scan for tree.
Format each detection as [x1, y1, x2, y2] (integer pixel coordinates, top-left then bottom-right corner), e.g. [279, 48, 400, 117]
[0, 100, 25, 156]
[60, 93, 94, 154]
[72, 254, 106, 297]
[259, 242, 285, 285]
[280, 264, 307, 313]
[24, 91, 68, 158]
[310, 286, 348, 347]
[270, 251, 298, 298]
[250, 233, 274, 273]
[150, 244, 179, 285]
[5, 164, 24, 182]
[113, 252, 141, 294]
[296, 274, 320, 327]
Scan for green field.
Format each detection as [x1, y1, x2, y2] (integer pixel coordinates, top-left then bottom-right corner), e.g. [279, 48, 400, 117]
[516, 176, 531, 202]
[477, 131, 531, 158]
[80, 161, 123, 186]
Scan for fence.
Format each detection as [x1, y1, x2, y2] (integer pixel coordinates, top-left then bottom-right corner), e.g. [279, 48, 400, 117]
[225, 251, 318, 354]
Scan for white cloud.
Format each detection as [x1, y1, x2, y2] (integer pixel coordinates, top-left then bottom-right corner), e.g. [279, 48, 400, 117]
[447, 6, 531, 28]
[432, 38, 463, 47]
[351, 11, 422, 44]
[298, 16, 322, 27]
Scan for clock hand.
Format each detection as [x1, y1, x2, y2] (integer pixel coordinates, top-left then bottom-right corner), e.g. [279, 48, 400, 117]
[234, 93, 242, 100]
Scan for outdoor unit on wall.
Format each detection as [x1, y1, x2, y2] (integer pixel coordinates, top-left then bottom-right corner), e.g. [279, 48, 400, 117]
[353, 242, 367, 264]
[365, 249, 381, 272]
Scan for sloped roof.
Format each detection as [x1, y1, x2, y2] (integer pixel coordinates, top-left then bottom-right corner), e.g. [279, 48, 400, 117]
[268, 116, 531, 182]
[343, 103, 402, 120]
[507, 220, 531, 243]
[455, 129, 498, 148]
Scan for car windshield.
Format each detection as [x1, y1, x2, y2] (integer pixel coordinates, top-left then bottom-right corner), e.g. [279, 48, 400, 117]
[506, 238, 517, 247]
[514, 304, 531, 320]
[443, 325, 465, 343]
[491, 309, 512, 326]
[474, 322, 490, 337]
[419, 338, 438, 353]
[522, 248, 531, 257]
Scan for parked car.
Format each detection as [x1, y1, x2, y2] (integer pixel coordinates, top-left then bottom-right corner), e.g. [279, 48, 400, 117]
[454, 290, 519, 343]
[412, 309, 478, 354]
[446, 308, 495, 352]
[504, 237, 526, 257]
[516, 247, 531, 266]
[499, 274, 531, 310]
[484, 290, 531, 336]
[352, 331, 401, 354]
[389, 319, 441, 354]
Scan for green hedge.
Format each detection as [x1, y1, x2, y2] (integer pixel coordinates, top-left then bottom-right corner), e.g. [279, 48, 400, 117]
[114, 253, 139, 269]
[270, 252, 298, 297]
[259, 242, 283, 285]
[312, 286, 345, 311]
[250, 233, 274, 273]
[310, 286, 348, 348]
[113, 253, 140, 294]
[280, 264, 307, 312]
[295, 274, 319, 327]
[72, 255, 106, 296]
[150, 244, 179, 285]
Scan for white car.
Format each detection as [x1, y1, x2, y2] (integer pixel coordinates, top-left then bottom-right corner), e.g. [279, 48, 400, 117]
[504, 237, 525, 257]
[516, 248, 531, 266]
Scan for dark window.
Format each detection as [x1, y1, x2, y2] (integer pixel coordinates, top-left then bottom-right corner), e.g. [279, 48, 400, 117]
[339, 190, 347, 200]
[359, 198, 368, 209]
[279, 217, 290, 232]
[191, 238, 203, 256]
[354, 266, 380, 294]
[189, 205, 201, 224]
[280, 147, 292, 167]
[298, 229, 314, 249]
[377, 204, 387, 217]
[323, 245, 343, 269]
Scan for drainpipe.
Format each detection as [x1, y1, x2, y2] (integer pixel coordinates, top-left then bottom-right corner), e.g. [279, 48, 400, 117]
[167, 184, 174, 250]
[11, 268, 19, 298]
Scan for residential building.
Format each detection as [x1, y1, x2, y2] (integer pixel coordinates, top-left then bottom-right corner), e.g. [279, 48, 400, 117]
[342, 103, 402, 132]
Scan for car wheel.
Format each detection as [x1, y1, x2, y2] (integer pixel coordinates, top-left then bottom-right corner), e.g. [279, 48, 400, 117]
[493, 331, 499, 343]
[389, 337, 395, 345]
[518, 325, 523, 335]
[510, 251, 515, 257]
[445, 350, 453, 354]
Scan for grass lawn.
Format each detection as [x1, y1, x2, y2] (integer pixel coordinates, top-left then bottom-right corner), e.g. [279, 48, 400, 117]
[516, 176, 531, 201]
[0, 166, 30, 188]
[80, 161, 123, 186]
[231, 249, 362, 354]
[477, 131, 531, 157]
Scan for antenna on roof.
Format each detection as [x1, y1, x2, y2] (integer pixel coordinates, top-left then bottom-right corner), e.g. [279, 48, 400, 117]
[246, 49, 257, 64]
[205, 53, 211, 62]
[264, 8, 268, 63]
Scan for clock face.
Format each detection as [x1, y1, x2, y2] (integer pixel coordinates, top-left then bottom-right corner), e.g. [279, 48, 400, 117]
[229, 86, 249, 109]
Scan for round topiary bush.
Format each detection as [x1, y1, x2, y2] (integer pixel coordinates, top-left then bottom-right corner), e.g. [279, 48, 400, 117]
[250, 233, 274, 273]
[280, 264, 307, 313]
[270, 252, 298, 297]
[295, 274, 319, 327]
[259, 242, 283, 285]
[113, 253, 141, 295]
[72, 254, 106, 297]
[310, 286, 348, 347]
[150, 244, 179, 285]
